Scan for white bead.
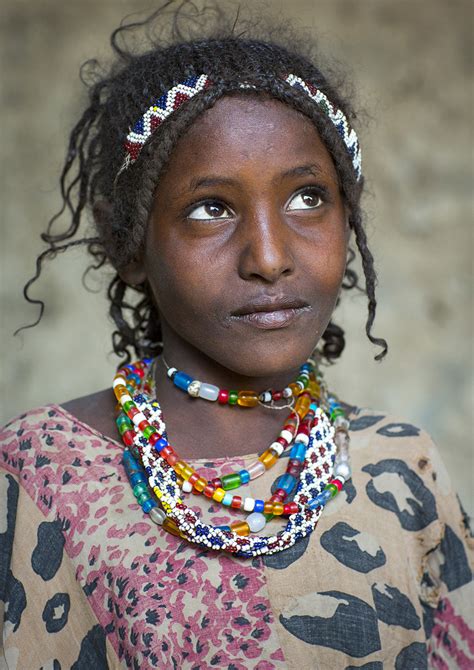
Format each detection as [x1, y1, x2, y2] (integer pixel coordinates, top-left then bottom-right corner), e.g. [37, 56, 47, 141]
[149, 507, 166, 525]
[167, 367, 177, 378]
[335, 461, 352, 479]
[187, 380, 201, 397]
[282, 387, 293, 398]
[132, 412, 146, 426]
[269, 441, 284, 456]
[247, 512, 266, 533]
[243, 497, 255, 512]
[260, 391, 272, 403]
[279, 429, 293, 445]
[113, 376, 127, 388]
[295, 434, 309, 446]
[120, 394, 132, 405]
[182, 480, 193, 493]
[198, 383, 219, 401]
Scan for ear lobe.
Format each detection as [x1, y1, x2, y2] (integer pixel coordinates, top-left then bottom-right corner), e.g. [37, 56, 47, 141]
[119, 259, 147, 287]
[93, 199, 147, 286]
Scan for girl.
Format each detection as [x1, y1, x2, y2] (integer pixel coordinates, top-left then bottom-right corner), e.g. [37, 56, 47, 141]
[1, 5, 472, 669]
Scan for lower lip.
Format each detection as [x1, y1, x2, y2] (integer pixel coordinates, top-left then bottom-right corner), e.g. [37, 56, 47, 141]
[231, 307, 310, 329]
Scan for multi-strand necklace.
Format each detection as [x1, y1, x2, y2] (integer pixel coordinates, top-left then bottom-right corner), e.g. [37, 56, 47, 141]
[113, 355, 352, 558]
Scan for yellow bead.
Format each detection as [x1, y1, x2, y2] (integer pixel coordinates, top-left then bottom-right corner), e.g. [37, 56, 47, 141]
[295, 394, 311, 419]
[272, 502, 284, 516]
[194, 477, 207, 493]
[308, 381, 321, 398]
[163, 518, 181, 537]
[231, 521, 250, 536]
[181, 464, 195, 481]
[152, 486, 163, 499]
[264, 502, 274, 514]
[259, 449, 279, 469]
[237, 390, 259, 407]
[289, 382, 302, 397]
[213, 487, 226, 503]
[174, 461, 187, 477]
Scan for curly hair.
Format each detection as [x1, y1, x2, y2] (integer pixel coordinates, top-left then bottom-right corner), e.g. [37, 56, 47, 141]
[20, 1, 387, 366]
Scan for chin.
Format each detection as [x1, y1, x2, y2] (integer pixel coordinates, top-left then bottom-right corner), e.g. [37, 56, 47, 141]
[215, 333, 320, 379]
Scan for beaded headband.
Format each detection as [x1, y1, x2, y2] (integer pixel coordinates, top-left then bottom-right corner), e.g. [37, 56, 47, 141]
[120, 73, 362, 180]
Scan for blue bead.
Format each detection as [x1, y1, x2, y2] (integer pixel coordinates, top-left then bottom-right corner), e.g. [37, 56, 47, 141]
[154, 438, 168, 453]
[289, 442, 306, 462]
[130, 472, 146, 486]
[239, 469, 250, 485]
[142, 499, 156, 513]
[309, 403, 318, 413]
[275, 473, 296, 495]
[254, 499, 264, 513]
[222, 493, 233, 507]
[173, 371, 194, 391]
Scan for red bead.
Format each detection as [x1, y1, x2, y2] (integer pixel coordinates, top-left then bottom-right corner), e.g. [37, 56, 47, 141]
[138, 420, 149, 431]
[231, 495, 242, 509]
[218, 389, 229, 405]
[287, 464, 301, 478]
[331, 478, 344, 491]
[270, 493, 283, 502]
[122, 430, 134, 446]
[127, 406, 139, 418]
[283, 502, 299, 515]
[188, 472, 200, 486]
[272, 391, 282, 401]
[210, 478, 222, 488]
[275, 488, 288, 500]
[160, 445, 173, 460]
[203, 484, 215, 498]
[149, 432, 160, 446]
[134, 367, 145, 378]
[288, 458, 301, 470]
[276, 437, 287, 447]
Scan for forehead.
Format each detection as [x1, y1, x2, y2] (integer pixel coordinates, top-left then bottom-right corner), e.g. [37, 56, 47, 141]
[160, 95, 339, 185]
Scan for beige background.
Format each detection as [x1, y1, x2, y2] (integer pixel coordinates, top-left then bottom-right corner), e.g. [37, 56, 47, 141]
[1, 0, 472, 516]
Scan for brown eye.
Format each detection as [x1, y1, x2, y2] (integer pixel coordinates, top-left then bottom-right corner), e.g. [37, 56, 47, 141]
[287, 189, 324, 211]
[188, 201, 232, 220]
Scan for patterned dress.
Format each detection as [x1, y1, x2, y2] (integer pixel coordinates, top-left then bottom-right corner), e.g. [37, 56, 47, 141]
[1, 404, 472, 669]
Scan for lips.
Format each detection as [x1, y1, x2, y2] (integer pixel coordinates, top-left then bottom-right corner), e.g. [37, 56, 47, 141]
[230, 296, 311, 330]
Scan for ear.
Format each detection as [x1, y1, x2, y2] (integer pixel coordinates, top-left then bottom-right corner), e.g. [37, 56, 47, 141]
[93, 199, 147, 286]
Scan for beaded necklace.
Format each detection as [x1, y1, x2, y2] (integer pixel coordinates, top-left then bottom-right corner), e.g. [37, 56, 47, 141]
[113, 357, 352, 558]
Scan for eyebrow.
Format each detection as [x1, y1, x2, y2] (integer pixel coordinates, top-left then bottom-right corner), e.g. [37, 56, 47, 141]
[188, 162, 327, 193]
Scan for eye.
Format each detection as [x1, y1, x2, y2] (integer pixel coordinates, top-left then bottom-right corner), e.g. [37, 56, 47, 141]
[187, 201, 233, 221]
[287, 188, 325, 211]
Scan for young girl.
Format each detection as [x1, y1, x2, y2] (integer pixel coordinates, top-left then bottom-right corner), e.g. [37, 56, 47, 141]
[1, 7, 472, 669]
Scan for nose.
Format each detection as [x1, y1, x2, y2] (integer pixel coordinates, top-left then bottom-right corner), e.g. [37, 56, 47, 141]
[237, 206, 295, 283]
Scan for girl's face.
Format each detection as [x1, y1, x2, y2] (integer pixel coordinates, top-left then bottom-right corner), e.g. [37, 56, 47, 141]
[136, 95, 350, 378]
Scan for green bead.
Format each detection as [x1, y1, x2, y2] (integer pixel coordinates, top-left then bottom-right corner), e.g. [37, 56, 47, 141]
[325, 483, 338, 498]
[221, 473, 241, 490]
[330, 408, 344, 421]
[143, 425, 156, 439]
[264, 513, 274, 523]
[122, 400, 134, 413]
[228, 391, 238, 405]
[133, 483, 148, 497]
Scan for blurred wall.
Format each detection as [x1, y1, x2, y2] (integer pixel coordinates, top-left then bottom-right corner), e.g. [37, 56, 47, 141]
[1, 0, 472, 516]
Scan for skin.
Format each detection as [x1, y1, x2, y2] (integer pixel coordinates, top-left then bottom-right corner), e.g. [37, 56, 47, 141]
[64, 95, 350, 459]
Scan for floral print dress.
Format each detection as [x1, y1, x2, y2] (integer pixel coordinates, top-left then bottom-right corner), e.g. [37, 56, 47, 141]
[1, 404, 472, 669]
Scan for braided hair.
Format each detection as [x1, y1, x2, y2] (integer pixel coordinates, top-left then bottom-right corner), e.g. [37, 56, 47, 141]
[21, 3, 387, 366]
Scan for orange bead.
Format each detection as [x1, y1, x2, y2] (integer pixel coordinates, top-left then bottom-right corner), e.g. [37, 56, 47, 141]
[237, 391, 259, 408]
[231, 521, 250, 536]
[258, 449, 279, 469]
